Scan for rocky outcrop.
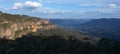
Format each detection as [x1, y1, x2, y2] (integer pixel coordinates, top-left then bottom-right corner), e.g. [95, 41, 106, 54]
[0, 12, 57, 40]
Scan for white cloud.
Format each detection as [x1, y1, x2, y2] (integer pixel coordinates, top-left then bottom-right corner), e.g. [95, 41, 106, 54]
[97, 9, 106, 13]
[32, 8, 69, 15]
[12, 1, 42, 10]
[108, 4, 117, 8]
[33, 8, 56, 14]
[97, 8, 116, 14]
[44, 9, 55, 14]
[13, 3, 23, 9]
[25, 1, 42, 8]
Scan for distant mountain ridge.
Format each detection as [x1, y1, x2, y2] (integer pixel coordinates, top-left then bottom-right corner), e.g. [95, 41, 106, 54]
[78, 18, 120, 40]
[50, 19, 90, 29]
[50, 18, 120, 40]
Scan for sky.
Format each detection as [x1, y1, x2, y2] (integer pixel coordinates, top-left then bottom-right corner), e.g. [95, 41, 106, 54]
[0, 0, 120, 19]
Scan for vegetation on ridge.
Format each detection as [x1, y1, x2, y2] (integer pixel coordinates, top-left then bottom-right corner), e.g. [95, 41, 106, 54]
[0, 33, 120, 54]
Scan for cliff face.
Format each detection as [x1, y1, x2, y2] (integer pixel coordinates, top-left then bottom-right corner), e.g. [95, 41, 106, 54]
[0, 12, 57, 39]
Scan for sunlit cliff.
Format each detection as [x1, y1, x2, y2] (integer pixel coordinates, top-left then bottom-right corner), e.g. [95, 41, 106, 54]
[0, 11, 57, 39]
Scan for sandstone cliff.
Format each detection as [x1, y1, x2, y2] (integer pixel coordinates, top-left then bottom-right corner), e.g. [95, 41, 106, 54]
[0, 11, 57, 39]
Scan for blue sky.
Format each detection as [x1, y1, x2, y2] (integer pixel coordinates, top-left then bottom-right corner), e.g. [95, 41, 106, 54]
[0, 0, 120, 19]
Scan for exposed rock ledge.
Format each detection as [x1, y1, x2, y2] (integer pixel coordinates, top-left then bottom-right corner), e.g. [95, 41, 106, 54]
[0, 12, 57, 40]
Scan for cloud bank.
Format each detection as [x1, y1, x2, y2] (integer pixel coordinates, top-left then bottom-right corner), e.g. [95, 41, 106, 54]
[12, 1, 42, 10]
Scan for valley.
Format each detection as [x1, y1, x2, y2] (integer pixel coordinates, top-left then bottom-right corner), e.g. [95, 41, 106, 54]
[0, 12, 120, 54]
[50, 18, 120, 40]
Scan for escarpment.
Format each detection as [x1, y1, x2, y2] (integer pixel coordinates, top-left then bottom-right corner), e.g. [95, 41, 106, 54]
[0, 12, 57, 39]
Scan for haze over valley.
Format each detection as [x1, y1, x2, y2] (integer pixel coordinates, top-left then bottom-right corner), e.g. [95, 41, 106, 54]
[50, 18, 120, 40]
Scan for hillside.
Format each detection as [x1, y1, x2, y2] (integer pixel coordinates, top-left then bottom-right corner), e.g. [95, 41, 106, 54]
[0, 11, 57, 39]
[0, 31, 120, 54]
[0, 11, 100, 43]
[27, 28, 100, 44]
[0, 12, 120, 54]
[78, 18, 120, 40]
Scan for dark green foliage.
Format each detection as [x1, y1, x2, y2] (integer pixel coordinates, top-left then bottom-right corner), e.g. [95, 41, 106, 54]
[0, 34, 120, 54]
[98, 38, 120, 54]
[83, 37, 89, 40]
[15, 28, 28, 37]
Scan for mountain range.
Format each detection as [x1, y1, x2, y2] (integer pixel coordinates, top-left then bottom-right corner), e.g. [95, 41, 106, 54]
[0, 11, 100, 43]
[0, 11, 120, 54]
[50, 18, 120, 40]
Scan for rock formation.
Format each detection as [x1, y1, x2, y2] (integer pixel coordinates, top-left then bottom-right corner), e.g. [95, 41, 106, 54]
[0, 11, 57, 39]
